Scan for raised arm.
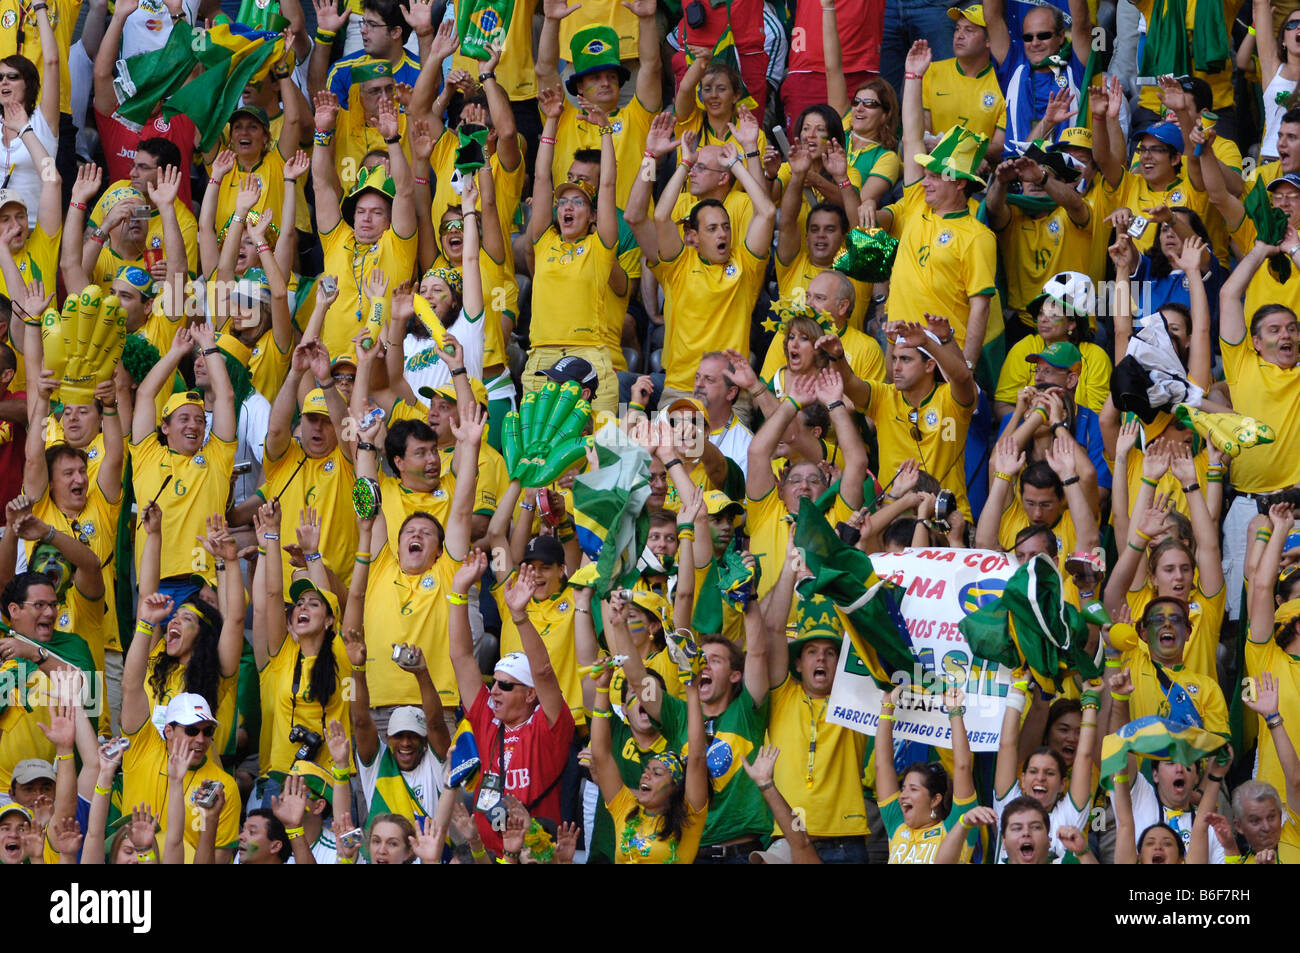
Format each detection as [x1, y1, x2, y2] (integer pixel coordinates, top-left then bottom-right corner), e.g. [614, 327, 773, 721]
[190, 323, 235, 442]
[449, 551, 491, 707]
[534, 0, 581, 94]
[307, 0, 349, 97]
[586, 664, 626, 804]
[255, 501, 289, 660]
[122, 591, 172, 734]
[93, 0, 135, 115]
[1220, 243, 1273, 347]
[1251, 505, 1294, 643]
[746, 381, 801, 501]
[1169, 444, 1224, 596]
[977, 438, 1025, 550]
[874, 685, 903, 798]
[900, 41, 931, 184]
[682, 679, 708, 810]
[527, 88, 564, 244]
[310, 91, 342, 234]
[995, 676, 1028, 796]
[651, 142, 691, 262]
[503, 565, 567, 725]
[1246, 671, 1300, 812]
[131, 327, 191, 442]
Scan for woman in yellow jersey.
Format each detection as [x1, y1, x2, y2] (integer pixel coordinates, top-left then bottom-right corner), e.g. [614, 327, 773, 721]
[673, 52, 765, 161]
[1106, 447, 1225, 678]
[767, 105, 860, 226]
[994, 273, 1112, 418]
[875, 684, 978, 863]
[252, 501, 350, 782]
[766, 312, 831, 398]
[588, 656, 708, 864]
[828, 73, 902, 205]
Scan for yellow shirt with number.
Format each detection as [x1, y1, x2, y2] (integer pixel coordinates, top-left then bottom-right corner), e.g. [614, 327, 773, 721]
[495, 583, 585, 727]
[551, 98, 656, 210]
[130, 433, 236, 580]
[884, 182, 998, 351]
[774, 246, 873, 330]
[882, 791, 977, 863]
[530, 226, 617, 347]
[996, 204, 1095, 315]
[31, 488, 121, 652]
[923, 58, 1006, 143]
[865, 380, 976, 520]
[0, 224, 59, 299]
[1121, 446, 1209, 523]
[652, 242, 768, 392]
[362, 546, 462, 708]
[1246, 637, 1300, 855]
[212, 151, 287, 239]
[1221, 334, 1300, 493]
[319, 222, 417, 362]
[995, 336, 1112, 413]
[766, 675, 868, 837]
[142, 639, 240, 755]
[377, 472, 453, 542]
[1111, 169, 1225, 266]
[246, 326, 292, 401]
[258, 442, 359, 588]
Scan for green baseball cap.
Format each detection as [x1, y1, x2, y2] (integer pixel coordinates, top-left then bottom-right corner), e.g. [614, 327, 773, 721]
[229, 104, 271, 131]
[1026, 341, 1083, 370]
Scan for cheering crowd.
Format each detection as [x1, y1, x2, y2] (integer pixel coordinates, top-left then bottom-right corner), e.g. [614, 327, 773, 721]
[1, 0, 1300, 867]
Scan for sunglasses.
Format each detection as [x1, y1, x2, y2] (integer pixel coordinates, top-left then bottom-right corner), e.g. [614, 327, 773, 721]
[1287, 17, 1300, 30]
[439, 220, 464, 233]
[1144, 614, 1189, 633]
[1022, 30, 1057, 41]
[0, 71, 22, 82]
[555, 195, 589, 208]
[332, 372, 356, 383]
[852, 97, 882, 109]
[183, 724, 217, 737]
[492, 679, 521, 692]
[908, 409, 923, 442]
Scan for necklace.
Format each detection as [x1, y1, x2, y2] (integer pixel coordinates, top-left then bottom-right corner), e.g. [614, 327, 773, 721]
[619, 807, 678, 863]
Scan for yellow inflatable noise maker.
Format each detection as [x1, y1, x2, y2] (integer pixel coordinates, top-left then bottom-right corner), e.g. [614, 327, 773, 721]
[41, 286, 128, 405]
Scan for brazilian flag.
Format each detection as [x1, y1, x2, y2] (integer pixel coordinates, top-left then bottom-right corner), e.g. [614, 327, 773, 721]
[1100, 715, 1228, 777]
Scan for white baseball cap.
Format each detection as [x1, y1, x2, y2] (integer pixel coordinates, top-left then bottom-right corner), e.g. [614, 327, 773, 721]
[388, 706, 427, 738]
[494, 652, 535, 688]
[164, 692, 216, 726]
[0, 189, 27, 215]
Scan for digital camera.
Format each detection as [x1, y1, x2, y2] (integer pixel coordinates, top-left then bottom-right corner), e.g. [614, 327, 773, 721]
[289, 725, 324, 762]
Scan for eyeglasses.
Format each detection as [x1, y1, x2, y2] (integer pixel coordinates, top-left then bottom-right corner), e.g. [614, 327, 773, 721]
[332, 373, 356, 383]
[361, 17, 388, 29]
[1022, 30, 1057, 42]
[692, 164, 727, 174]
[21, 600, 57, 612]
[1287, 17, 1300, 30]
[0, 71, 23, 82]
[1136, 145, 1172, 156]
[1144, 613, 1189, 633]
[492, 679, 521, 692]
[183, 724, 217, 737]
[555, 196, 589, 208]
[439, 220, 464, 233]
[852, 97, 882, 109]
[907, 409, 923, 442]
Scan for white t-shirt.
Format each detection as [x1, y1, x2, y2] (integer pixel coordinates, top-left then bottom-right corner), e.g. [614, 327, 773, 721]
[119, 0, 202, 60]
[356, 744, 445, 821]
[1129, 772, 1225, 865]
[402, 308, 486, 400]
[0, 109, 57, 228]
[993, 780, 1089, 863]
[710, 412, 754, 481]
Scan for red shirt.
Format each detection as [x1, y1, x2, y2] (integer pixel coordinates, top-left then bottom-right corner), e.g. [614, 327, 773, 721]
[94, 108, 196, 208]
[0, 388, 26, 509]
[468, 685, 574, 852]
[788, 0, 884, 75]
[672, 0, 764, 57]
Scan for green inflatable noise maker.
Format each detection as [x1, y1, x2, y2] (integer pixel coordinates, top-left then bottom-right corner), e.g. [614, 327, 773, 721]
[457, 0, 514, 61]
[502, 382, 593, 488]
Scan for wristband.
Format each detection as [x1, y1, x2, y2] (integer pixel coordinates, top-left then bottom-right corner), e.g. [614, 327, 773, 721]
[590, 709, 612, 719]
[1112, 773, 1130, 784]
[643, 149, 656, 160]
[215, 558, 226, 572]
[784, 395, 801, 411]
[838, 179, 852, 189]
[94, 785, 112, 797]
[1061, 475, 1080, 487]
[354, 556, 370, 565]
[446, 592, 469, 605]
[102, 407, 118, 417]
[628, 401, 646, 413]
[470, 846, 486, 859]
[479, 71, 496, 83]
[70, 200, 87, 211]
[1111, 690, 1130, 702]
[285, 826, 305, 840]
[596, 687, 610, 695]
[451, 367, 468, 377]
[1140, 476, 1158, 488]
[1012, 678, 1029, 693]
[994, 471, 1015, 483]
[519, 502, 536, 512]
[664, 458, 684, 470]
[540, 136, 557, 145]
[256, 243, 271, 255]
[1207, 473, 1224, 484]
[264, 532, 279, 541]
[352, 664, 366, 673]
[304, 551, 323, 563]
[827, 400, 845, 411]
[881, 701, 895, 710]
[878, 713, 895, 722]
[356, 441, 376, 452]
[756, 780, 775, 790]
[947, 705, 965, 718]
[1080, 689, 1101, 709]
[575, 606, 591, 614]
[136, 619, 155, 632]
[1207, 461, 1227, 471]
[313, 130, 334, 146]
[384, 135, 401, 145]
[413, 176, 429, 185]
[54, 753, 73, 765]
[904, 71, 921, 79]
[678, 529, 695, 541]
[599, 125, 614, 136]
[257, 546, 267, 555]
[202, 347, 220, 356]
[1258, 530, 1275, 542]
[331, 766, 351, 781]
[745, 150, 760, 158]
[315, 27, 337, 43]
[511, 616, 530, 625]
[337, 854, 357, 864]
[231, 213, 245, 224]
[1267, 713, 1285, 729]
[1105, 657, 1121, 668]
[138, 849, 157, 863]
[1006, 693, 1027, 713]
[357, 552, 371, 560]
[1033, 407, 1049, 422]
[1134, 528, 1153, 543]
[1182, 482, 1200, 494]
[682, 158, 695, 169]
[1207, 774, 1227, 784]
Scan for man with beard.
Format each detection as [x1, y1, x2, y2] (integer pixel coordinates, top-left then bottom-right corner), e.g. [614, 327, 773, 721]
[610, 589, 772, 864]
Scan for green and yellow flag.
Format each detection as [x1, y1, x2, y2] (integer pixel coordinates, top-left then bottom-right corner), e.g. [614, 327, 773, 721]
[1100, 715, 1228, 778]
[368, 747, 428, 822]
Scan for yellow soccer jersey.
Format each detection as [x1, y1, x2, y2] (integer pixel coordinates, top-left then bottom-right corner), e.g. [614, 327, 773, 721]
[995, 336, 1112, 413]
[1126, 584, 1226, 679]
[530, 227, 617, 347]
[551, 98, 655, 210]
[319, 223, 417, 362]
[923, 58, 1006, 143]
[996, 204, 1094, 314]
[865, 380, 976, 520]
[1221, 335, 1300, 493]
[495, 582, 585, 726]
[130, 434, 236, 580]
[258, 443, 359, 588]
[1109, 624, 1229, 735]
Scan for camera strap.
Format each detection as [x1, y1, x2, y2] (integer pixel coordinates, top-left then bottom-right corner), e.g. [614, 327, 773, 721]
[290, 647, 328, 743]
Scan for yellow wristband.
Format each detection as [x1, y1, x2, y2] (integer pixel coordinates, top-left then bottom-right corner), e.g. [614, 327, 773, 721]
[447, 592, 469, 605]
[994, 471, 1015, 483]
[94, 784, 111, 797]
[338, 854, 356, 864]
[54, 753, 73, 764]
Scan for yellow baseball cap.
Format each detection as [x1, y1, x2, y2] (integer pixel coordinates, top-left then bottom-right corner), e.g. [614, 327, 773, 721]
[420, 377, 489, 407]
[947, 3, 986, 26]
[1052, 126, 1094, 153]
[302, 388, 330, 417]
[704, 489, 744, 519]
[288, 577, 340, 620]
[162, 390, 205, 419]
[666, 396, 707, 418]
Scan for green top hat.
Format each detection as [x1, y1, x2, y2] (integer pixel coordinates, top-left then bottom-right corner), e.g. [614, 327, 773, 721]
[565, 26, 630, 96]
[341, 164, 397, 226]
[236, 0, 289, 33]
[914, 125, 990, 187]
[787, 593, 844, 669]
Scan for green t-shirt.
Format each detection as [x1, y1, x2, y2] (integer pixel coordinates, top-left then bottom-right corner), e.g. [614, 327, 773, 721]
[654, 687, 772, 846]
[590, 717, 671, 863]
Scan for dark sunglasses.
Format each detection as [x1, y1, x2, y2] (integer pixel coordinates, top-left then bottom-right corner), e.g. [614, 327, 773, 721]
[853, 97, 882, 109]
[332, 372, 356, 383]
[492, 679, 521, 692]
[1022, 30, 1056, 41]
[1287, 17, 1300, 30]
[184, 724, 217, 737]
[0, 71, 22, 82]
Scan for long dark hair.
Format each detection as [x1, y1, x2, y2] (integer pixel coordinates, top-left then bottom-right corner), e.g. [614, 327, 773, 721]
[1, 55, 38, 114]
[306, 627, 340, 708]
[794, 103, 846, 157]
[643, 756, 691, 844]
[149, 599, 224, 713]
[1148, 207, 1210, 280]
[902, 760, 952, 820]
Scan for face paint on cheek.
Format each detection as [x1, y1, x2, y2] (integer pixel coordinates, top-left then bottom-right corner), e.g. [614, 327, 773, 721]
[627, 617, 648, 638]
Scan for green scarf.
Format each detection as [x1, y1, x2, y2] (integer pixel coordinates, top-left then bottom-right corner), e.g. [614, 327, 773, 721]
[1033, 38, 1074, 71]
[1006, 193, 1059, 214]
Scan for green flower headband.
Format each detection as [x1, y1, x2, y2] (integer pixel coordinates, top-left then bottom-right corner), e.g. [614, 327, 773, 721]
[760, 299, 837, 339]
